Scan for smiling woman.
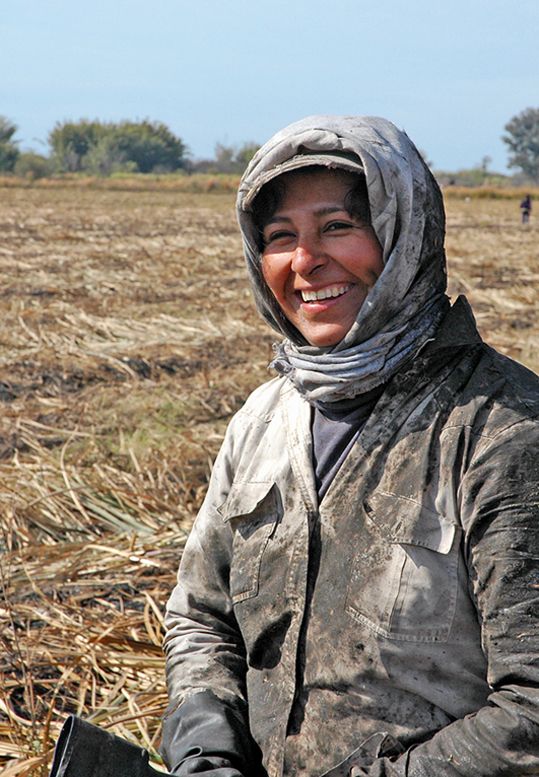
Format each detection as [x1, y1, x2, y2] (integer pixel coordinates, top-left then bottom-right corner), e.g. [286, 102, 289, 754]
[258, 168, 384, 347]
[161, 115, 539, 777]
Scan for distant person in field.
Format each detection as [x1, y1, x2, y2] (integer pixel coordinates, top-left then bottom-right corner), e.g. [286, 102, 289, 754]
[162, 116, 539, 776]
[520, 193, 532, 224]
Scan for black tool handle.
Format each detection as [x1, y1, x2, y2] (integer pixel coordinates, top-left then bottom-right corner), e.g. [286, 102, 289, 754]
[49, 715, 173, 777]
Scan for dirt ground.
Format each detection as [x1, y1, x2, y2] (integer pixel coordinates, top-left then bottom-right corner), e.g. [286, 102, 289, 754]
[0, 182, 537, 775]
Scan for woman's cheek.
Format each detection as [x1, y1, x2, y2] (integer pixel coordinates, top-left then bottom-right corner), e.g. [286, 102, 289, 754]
[261, 253, 286, 298]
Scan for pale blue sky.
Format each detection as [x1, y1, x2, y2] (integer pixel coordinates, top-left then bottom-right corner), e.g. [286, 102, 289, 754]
[2, 0, 538, 172]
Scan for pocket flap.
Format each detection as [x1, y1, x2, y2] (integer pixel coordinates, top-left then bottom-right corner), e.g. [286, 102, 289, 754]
[365, 490, 457, 554]
[218, 481, 277, 523]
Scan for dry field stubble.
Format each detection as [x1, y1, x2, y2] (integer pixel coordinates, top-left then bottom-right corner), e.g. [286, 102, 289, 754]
[0, 182, 537, 775]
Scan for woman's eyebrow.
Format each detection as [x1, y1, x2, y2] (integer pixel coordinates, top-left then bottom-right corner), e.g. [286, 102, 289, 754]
[316, 206, 346, 216]
[264, 206, 346, 226]
[264, 215, 292, 226]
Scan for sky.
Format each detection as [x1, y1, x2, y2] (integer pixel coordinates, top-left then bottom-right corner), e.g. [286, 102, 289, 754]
[2, 0, 538, 173]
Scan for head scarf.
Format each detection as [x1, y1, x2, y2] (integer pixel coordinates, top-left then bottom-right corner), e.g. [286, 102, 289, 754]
[236, 115, 449, 405]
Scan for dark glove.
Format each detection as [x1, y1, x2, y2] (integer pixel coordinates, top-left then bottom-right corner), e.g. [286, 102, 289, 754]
[171, 754, 244, 777]
[161, 690, 266, 777]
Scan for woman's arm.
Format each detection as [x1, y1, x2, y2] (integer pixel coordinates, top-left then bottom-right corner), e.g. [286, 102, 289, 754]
[161, 426, 266, 776]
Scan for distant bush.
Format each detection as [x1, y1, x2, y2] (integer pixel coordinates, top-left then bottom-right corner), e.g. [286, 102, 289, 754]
[111, 120, 187, 173]
[48, 120, 105, 172]
[189, 141, 260, 174]
[83, 134, 137, 176]
[49, 119, 187, 175]
[14, 152, 53, 179]
[435, 167, 513, 189]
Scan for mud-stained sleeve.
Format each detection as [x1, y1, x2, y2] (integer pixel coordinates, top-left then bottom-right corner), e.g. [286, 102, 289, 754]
[358, 419, 539, 777]
[163, 421, 245, 704]
[161, 414, 264, 774]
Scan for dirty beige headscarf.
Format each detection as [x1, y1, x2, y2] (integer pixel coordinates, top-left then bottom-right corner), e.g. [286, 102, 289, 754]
[236, 115, 449, 404]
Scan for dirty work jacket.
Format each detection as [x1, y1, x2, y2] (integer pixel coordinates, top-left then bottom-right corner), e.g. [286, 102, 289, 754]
[163, 297, 539, 777]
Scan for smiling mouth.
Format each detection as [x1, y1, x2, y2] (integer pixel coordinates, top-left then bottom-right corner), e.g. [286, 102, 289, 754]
[300, 284, 352, 303]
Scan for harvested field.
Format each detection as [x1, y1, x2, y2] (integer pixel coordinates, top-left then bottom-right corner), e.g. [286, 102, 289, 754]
[0, 181, 537, 775]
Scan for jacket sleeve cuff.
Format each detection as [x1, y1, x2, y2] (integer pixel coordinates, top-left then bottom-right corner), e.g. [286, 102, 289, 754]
[161, 690, 266, 777]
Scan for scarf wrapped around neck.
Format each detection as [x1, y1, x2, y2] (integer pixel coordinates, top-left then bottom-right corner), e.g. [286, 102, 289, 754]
[236, 115, 449, 405]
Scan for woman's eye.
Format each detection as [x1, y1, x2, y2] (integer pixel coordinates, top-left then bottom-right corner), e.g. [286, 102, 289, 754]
[264, 230, 295, 245]
[325, 220, 354, 232]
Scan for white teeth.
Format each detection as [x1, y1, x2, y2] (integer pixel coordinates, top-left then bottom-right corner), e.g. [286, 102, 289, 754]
[301, 284, 351, 302]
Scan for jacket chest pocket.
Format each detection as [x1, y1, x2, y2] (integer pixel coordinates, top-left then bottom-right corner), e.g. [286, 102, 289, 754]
[345, 491, 460, 642]
[219, 481, 281, 604]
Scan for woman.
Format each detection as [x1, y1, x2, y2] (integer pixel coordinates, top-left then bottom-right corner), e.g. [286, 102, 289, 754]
[162, 116, 539, 776]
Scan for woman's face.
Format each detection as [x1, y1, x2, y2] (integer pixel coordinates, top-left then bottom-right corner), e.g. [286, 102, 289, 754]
[261, 168, 384, 347]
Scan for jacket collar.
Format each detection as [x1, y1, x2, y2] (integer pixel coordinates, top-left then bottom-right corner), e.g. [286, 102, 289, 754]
[423, 295, 483, 354]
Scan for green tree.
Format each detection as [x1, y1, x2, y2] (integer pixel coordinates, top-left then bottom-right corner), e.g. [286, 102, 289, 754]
[49, 119, 187, 174]
[0, 116, 20, 172]
[49, 119, 106, 172]
[503, 107, 539, 181]
[84, 135, 133, 176]
[111, 120, 186, 173]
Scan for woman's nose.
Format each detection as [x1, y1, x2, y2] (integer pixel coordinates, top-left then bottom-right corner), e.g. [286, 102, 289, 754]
[290, 238, 326, 275]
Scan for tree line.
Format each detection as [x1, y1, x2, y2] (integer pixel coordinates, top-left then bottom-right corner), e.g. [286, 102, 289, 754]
[0, 116, 260, 179]
[1, 109, 539, 181]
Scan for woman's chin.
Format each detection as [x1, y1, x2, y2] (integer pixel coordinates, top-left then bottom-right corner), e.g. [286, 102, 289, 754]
[299, 325, 350, 348]
[294, 311, 359, 347]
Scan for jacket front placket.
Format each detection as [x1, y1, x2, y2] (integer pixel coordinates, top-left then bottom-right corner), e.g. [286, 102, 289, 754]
[262, 387, 317, 777]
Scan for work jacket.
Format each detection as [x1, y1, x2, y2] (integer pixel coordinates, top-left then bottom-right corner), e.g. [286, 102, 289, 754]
[163, 297, 539, 776]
